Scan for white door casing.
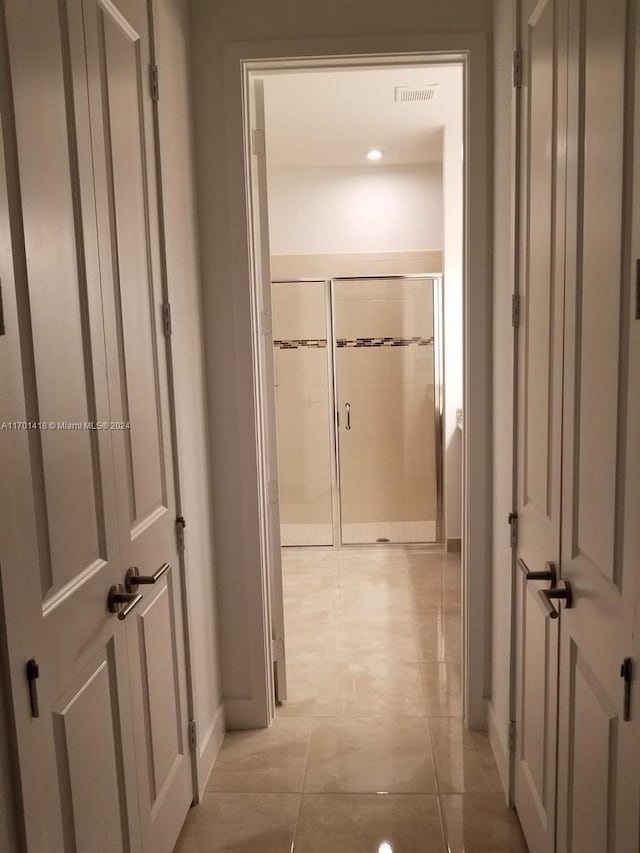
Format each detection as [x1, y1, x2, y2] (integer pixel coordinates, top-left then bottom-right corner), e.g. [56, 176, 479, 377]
[513, 0, 568, 849]
[0, 1, 193, 850]
[247, 77, 288, 706]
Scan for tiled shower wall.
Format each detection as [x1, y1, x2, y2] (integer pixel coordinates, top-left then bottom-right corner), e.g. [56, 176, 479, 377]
[273, 277, 438, 546]
[272, 282, 334, 545]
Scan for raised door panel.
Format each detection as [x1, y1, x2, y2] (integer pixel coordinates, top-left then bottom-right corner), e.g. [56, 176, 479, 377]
[558, 0, 640, 850]
[134, 583, 183, 801]
[513, 0, 567, 849]
[53, 651, 132, 853]
[562, 646, 620, 852]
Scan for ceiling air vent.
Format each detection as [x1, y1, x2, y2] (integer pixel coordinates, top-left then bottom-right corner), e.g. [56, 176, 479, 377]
[394, 85, 439, 103]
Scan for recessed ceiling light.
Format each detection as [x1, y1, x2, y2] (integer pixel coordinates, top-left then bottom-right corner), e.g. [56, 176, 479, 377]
[367, 149, 383, 161]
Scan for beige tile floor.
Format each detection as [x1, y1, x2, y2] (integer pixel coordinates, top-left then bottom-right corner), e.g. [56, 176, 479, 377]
[175, 547, 528, 852]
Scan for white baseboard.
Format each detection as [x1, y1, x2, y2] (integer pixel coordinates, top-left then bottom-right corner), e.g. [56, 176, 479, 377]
[487, 701, 510, 802]
[223, 696, 270, 731]
[195, 703, 226, 801]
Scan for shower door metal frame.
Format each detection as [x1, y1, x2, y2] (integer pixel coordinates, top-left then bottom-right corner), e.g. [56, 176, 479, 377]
[331, 274, 444, 547]
[273, 274, 444, 548]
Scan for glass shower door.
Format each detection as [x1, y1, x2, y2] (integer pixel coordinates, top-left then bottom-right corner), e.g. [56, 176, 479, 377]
[272, 281, 334, 546]
[333, 277, 440, 545]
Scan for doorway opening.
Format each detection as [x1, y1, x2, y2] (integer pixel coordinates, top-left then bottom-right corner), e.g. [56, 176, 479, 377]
[236, 40, 490, 731]
[247, 58, 467, 718]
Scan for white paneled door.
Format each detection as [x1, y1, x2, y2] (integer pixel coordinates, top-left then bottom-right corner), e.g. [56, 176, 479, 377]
[0, 1, 192, 851]
[556, 0, 640, 850]
[514, 0, 640, 851]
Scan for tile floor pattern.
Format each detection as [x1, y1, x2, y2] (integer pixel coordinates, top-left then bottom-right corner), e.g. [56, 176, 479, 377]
[175, 548, 528, 852]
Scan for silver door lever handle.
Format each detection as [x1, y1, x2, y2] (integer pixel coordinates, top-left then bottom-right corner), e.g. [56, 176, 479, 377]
[518, 558, 557, 586]
[539, 580, 573, 620]
[108, 584, 143, 621]
[345, 402, 351, 430]
[125, 562, 170, 593]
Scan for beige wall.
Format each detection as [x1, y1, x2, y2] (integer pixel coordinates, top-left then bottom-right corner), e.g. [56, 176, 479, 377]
[266, 164, 443, 255]
[272, 250, 443, 280]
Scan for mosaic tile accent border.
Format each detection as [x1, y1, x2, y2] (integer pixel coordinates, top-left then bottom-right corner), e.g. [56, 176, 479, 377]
[273, 336, 434, 349]
[336, 336, 434, 348]
[273, 339, 327, 349]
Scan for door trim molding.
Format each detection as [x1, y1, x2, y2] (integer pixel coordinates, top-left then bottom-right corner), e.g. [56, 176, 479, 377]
[221, 32, 491, 730]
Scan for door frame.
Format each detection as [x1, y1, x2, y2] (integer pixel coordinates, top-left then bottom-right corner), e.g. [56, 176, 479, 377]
[226, 32, 491, 729]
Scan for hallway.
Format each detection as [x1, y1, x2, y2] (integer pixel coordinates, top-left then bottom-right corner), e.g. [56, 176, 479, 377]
[175, 548, 527, 852]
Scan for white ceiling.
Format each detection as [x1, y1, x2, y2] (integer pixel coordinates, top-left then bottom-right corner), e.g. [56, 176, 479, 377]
[263, 64, 463, 168]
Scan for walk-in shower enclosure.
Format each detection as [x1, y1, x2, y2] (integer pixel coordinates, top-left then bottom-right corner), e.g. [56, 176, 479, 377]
[272, 276, 443, 547]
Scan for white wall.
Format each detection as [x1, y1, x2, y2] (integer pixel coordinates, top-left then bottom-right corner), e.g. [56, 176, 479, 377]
[190, 0, 494, 729]
[267, 164, 443, 255]
[488, 0, 517, 795]
[153, 0, 224, 793]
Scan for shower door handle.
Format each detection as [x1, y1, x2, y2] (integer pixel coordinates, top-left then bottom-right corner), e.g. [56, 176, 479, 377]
[345, 402, 351, 430]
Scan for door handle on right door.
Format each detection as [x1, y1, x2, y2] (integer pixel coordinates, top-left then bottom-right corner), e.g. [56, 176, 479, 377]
[345, 402, 351, 430]
[108, 584, 143, 621]
[125, 562, 170, 593]
[538, 580, 573, 620]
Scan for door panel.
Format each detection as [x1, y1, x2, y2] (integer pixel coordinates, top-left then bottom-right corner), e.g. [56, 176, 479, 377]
[135, 584, 182, 798]
[334, 277, 440, 545]
[513, 0, 567, 849]
[2, 2, 140, 849]
[81, 0, 193, 850]
[557, 0, 640, 849]
[53, 652, 130, 853]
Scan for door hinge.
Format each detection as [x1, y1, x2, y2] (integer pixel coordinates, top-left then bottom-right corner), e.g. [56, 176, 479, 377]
[508, 720, 516, 753]
[511, 294, 520, 328]
[188, 719, 197, 751]
[162, 302, 172, 336]
[508, 512, 518, 548]
[513, 50, 523, 88]
[176, 515, 186, 552]
[26, 658, 40, 718]
[252, 128, 266, 156]
[620, 657, 633, 722]
[635, 259, 640, 320]
[150, 64, 159, 101]
[0, 279, 5, 336]
[267, 479, 279, 505]
[271, 637, 285, 662]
